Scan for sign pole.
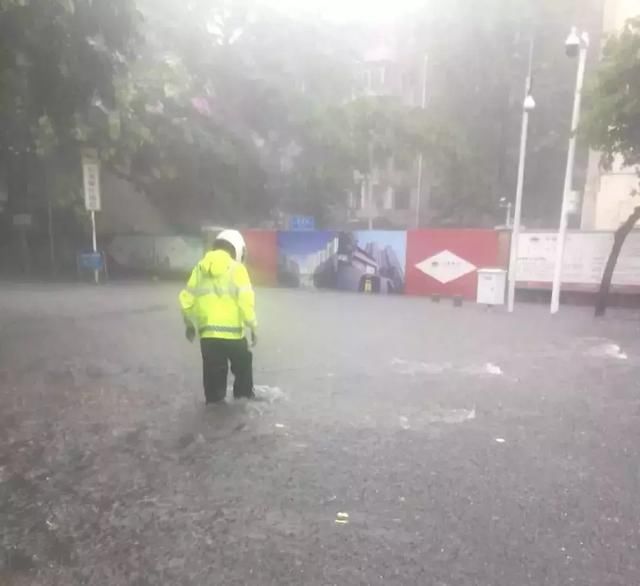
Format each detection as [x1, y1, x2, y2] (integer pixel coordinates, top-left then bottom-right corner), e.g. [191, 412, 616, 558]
[91, 210, 98, 284]
[82, 148, 102, 284]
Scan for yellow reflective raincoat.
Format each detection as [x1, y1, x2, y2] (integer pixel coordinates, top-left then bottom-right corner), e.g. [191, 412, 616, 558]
[179, 250, 257, 339]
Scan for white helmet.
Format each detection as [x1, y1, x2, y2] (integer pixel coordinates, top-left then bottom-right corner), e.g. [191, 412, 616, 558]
[215, 229, 247, 262]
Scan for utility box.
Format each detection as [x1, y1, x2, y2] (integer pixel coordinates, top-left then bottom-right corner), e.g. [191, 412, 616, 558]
[477, 268, 507, 306]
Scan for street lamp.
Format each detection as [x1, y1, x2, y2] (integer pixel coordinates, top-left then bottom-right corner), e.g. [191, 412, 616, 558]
[507, 38, 536, 313]
[550, 27, 589, 314]
[499, 197, 513, 228]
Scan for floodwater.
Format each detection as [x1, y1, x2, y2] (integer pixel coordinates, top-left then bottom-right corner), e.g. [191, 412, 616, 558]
[2, 283, 640, 585]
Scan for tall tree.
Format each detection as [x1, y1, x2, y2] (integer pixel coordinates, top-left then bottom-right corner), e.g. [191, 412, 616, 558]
[113, 0, 362, 229]
[404, 0, 604, 226]
[0, 0, 141, 271]
[583, 16, 640, 316]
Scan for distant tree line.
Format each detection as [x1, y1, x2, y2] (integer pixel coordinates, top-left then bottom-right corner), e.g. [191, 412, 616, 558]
[0, 0, 620, 274]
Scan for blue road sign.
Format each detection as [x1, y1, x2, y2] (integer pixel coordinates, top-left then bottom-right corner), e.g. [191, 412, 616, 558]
[289, 215, 315, 231]
[78, 252, 104, 272]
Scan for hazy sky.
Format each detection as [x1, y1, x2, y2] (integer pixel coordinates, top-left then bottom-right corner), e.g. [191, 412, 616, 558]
[263, 0, 425, 23]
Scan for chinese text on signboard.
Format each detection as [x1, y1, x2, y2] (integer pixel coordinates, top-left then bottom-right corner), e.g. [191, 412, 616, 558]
[82, 150, 101, 212]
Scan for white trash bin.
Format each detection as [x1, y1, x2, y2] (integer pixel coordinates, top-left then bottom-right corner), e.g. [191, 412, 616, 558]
[476, 268, 507, 306]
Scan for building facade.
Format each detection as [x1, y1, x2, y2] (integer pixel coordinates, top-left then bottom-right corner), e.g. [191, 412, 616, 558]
[347, 41, 427, 229]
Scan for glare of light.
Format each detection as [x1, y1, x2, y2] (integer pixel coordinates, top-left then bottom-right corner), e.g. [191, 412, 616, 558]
[261, 0, 424, 23]
[523, 95, 536, 111]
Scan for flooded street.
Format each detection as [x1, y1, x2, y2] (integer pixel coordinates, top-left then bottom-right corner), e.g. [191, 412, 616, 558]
[2, 283, 640, 585]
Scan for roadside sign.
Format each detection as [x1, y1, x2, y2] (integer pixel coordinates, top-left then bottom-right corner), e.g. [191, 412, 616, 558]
[12, 213, 32, 227]
[82, 148, 101, 212]
[78, 251, 104, 272]
[76, 251, 108, 283]
[289, 215, 315, 231]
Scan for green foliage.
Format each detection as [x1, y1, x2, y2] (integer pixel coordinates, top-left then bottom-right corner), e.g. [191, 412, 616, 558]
[406, 0, 531, 223]
[0, 0, 604, 234]
[405, 0, 605, 225]
[584, 16, 640, 172]
[0, 0, 142, 221]
[580, 16, 640, 317]
[0, 0, 140, 138]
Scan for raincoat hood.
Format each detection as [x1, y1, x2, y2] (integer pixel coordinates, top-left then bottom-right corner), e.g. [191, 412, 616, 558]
[199, 250, 234, 278]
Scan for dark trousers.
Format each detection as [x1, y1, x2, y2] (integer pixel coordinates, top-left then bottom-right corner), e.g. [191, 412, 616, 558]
[200, 338, 254, 403]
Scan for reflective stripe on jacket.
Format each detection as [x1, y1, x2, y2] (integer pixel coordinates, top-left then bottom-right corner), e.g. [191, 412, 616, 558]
[179, 249, 257, 340]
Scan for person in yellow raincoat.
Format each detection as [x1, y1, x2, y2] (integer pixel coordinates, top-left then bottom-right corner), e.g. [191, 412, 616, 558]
[179, 230, 258, 404]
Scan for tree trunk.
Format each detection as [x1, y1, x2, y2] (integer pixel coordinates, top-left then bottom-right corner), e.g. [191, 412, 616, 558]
[7, 151, 31, 275]
[47, 195, 56, 277]
[43, 162, 57, 277]
[595, 205, 640, 317]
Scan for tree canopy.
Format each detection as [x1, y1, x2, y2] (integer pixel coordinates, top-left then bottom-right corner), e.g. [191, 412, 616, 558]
[0, 0, 610, 258]
[0, 0, 140, 146]
[584, 16, 640, 175]
[581, 16, 640, 316]
[582, 15, 640, 317]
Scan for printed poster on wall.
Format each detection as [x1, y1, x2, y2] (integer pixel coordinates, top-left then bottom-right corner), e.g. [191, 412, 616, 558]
[517, 231, 640, 289]
[278, 231, 338, 289]
[406, 229, 500, 299]
[108, 235, 203, 272]
[243, 230, 278, 286]
[154, 236, 204, 271]
[108, 235, 157, 271]
[277, 231, 407, 294]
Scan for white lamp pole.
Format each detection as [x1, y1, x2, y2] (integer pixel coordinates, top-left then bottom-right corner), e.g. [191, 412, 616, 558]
[507, 38, 535, 313]
[506, 201, 513, 228]
[415, 55, 429, 228]
[550, 28, 589, 314]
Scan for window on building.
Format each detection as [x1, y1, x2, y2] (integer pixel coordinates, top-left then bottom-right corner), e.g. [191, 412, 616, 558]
[401, 72, 414, 98]
[364, 69, 372, 91]
[394, 188, 410, 210]
[383, 187, 394, 210]
[350, 182, 364, 210]
[366, 65, 386, 91]
[372, 184, 385, 209]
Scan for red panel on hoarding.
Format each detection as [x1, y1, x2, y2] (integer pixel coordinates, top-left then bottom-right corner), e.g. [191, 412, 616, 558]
[406, 230, 500, 300]
[243, 230, 278, 286]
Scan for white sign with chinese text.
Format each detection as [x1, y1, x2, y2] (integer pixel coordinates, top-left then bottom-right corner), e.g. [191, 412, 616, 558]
[415, 250, 477, 284]
[82, 149, 101, 212]
[517, 231, 640, 288]
[12, 213, 32, 227]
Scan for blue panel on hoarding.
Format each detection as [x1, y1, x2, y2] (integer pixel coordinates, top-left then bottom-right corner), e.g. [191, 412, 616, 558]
[289, 215, 315, 231]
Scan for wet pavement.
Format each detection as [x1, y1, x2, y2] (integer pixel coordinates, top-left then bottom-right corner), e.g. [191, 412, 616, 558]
[1, 282, 640, 585]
